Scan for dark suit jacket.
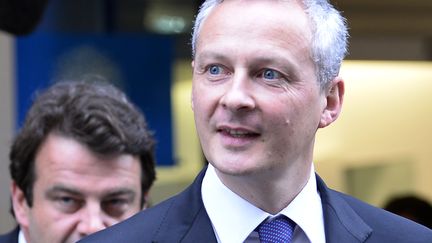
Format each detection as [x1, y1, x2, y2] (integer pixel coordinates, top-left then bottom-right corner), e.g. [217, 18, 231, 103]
[0, 227, 19, 243]
[81, 169, 432, 243]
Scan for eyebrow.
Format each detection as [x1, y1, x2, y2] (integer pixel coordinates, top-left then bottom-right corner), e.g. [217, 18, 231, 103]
[197, 50, 296, 67]
[45, 185, 83, 197]
[195, 51, 230, 63]
[250, 56, 286, 66]
[45, 186, 137, 199]
[102, 189, 136, 199]
[249, 55, 301, 77]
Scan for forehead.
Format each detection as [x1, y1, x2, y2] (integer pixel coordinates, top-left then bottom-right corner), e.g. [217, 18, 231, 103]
[197, 0, 312, 52]
[33, 133, 141, 195]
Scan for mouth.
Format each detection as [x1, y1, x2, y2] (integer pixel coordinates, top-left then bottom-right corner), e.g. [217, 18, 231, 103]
[218, 127, 260, 138]
[215, 125, 261, 149]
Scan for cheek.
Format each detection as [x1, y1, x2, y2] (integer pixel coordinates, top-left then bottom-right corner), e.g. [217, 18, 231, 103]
[116, 206, 140, 222]
[191, 86, 205, 115]
[27, 208, 67, 243]
[192, 102, 206, 130]
[30, 185, 51, 217]
[29, 201, 65, 229]
[268, 97, 318, 139]
[192, 90, 216, 122]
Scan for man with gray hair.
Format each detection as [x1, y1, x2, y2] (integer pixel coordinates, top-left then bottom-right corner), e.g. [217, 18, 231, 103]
[82, 0, 432, 242]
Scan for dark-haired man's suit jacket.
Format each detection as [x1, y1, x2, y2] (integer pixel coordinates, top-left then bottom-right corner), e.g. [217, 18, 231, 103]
[81, 169, 432, 243]
[0, 227, 19, 243]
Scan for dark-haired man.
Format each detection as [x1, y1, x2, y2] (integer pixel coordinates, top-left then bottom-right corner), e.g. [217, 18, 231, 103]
[0, 80, 156, 243]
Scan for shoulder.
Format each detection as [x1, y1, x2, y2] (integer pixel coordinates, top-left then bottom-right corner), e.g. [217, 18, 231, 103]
[81, 195, 178, 242]
[328, 187, 432, 241]
[0, 227, 19, 243]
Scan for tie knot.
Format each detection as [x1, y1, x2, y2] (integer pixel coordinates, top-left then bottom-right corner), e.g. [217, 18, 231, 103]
[257, 216, 296, 243]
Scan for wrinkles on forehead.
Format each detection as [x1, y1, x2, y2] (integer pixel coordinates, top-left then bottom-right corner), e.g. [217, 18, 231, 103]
[196, 0, 313, 49]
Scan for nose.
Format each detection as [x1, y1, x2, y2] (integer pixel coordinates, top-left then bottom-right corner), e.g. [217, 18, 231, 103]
[219, 73, 255, 111]
[77, 205, 107, 237]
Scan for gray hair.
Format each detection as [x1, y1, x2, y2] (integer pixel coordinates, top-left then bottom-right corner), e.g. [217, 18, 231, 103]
[191, 0, 348, 89]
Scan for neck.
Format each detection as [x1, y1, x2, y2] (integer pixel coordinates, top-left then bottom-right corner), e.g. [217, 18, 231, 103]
[216, 162, 312, 214]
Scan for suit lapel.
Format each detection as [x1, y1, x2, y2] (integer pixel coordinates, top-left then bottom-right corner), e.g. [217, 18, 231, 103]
[181, 206, 217, 242]
[152, 167, 217, 243]
[316, 175, 372, 243]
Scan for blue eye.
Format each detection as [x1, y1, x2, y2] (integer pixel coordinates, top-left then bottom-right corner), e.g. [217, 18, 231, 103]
[263, 69, 279, 80]
[209, 65, 222, 75]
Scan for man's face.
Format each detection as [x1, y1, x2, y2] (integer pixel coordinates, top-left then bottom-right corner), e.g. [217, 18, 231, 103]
[12, 133, 143, 243]
[192, 0, 336, 179]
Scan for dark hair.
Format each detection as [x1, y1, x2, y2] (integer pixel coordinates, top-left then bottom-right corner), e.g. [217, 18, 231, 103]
[384, 195, 432, 229]
[9, 80, 156, 209]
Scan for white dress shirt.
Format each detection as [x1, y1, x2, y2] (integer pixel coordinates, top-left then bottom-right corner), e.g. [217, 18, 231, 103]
[201, 164, 325, 243]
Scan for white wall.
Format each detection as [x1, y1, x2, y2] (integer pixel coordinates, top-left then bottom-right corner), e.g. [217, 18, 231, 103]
[315, 61, 432, 206]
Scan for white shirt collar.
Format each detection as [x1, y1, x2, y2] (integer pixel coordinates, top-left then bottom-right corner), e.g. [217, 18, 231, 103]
[201, 164, 325, 243]
[18, 229, 27, 243]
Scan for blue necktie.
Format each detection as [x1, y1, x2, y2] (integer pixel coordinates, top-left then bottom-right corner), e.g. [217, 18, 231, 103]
[257, 216, 296, 243]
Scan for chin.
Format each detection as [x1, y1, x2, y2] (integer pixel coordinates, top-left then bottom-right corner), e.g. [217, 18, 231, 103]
[210, 159, 260, 176]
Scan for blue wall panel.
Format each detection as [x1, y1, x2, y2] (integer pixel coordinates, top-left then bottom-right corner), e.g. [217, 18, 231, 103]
[15, 33, 174, 165]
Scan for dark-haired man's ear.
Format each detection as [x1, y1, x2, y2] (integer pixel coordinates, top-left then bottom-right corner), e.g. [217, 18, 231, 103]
[10, 182, 30, 229]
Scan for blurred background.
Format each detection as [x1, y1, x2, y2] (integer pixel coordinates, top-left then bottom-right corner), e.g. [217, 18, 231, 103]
[1, 0, 432, 232]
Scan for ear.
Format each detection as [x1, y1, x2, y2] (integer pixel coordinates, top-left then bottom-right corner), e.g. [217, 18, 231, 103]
[191, 60, 195, 111]
[11, 181, 30, 228]
[319, 77, 344, 128]
[141, 189, 152, 210]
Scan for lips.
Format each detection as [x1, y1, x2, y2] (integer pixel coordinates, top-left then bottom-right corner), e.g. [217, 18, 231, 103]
[217, 125, 260, 138]
[214, 124, 261, 150]
[219, 127, 259, 138]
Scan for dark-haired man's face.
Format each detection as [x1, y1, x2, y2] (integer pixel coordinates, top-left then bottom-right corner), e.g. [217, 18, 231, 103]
[11, 133, 143, 243]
